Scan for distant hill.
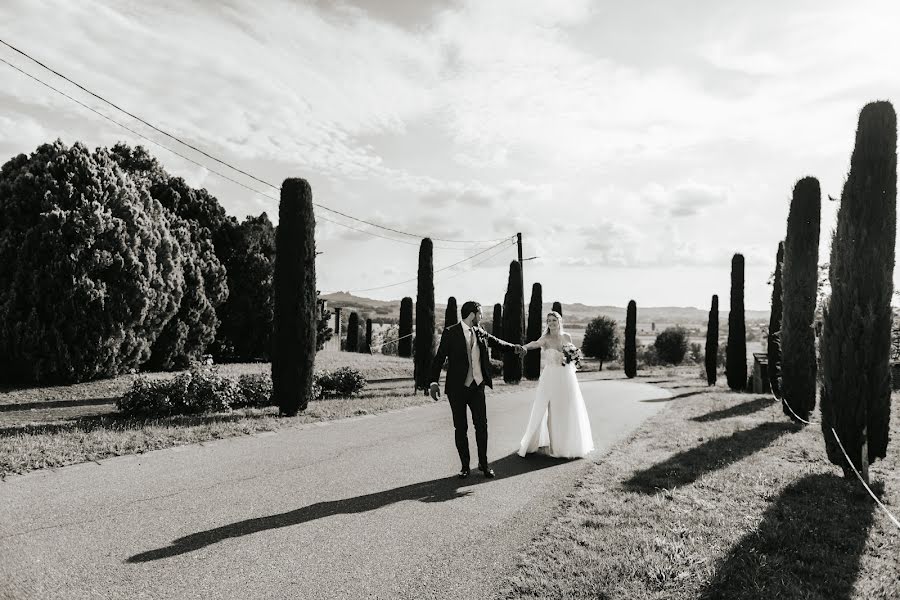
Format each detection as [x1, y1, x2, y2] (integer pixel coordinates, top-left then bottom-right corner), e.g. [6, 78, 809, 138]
[321, 292, 769, 325]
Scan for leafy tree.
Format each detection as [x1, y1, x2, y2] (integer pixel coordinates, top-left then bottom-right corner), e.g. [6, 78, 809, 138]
[346, 312, 360, 353]
[552, 301, 563, 316]
[212, 213, 276, 361]
[705, 295, 719, 385]
[414, 239, 435, 392]
[502, 261, 525, 382]
[726, 254, 747, 390]
[624, 300, 637, 378]
[0, 140, 183, 383]
[525, 282, 543, 380]
[492, 303, 503, 339]
[399, 297, 413, 358]
[767, 242, 784, 396]
[111, 143, 229, 367]
[655, 327, 689, 365]
[365, 318, 373, 353]
[317, 292, 333, 351]
[271, 178, 316, 415]
[444, 297, 458, 328]
[582, 316, 618, 370]
[822, 101, 896, 479]
[781, 178, 821, 422]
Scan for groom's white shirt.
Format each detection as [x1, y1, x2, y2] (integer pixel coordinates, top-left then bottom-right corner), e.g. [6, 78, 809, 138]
[460, 321, 484, 385]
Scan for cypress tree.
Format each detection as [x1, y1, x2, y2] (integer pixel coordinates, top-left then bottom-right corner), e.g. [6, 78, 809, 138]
[502, 260, 525, 383]
[272, 178, 316, 416]
[705, 295, 719, 386]
[781, 178, 821, 422]
[414, 238, 436, 393]
[524, 282, 543, 380]
[444, 296, 458, 328]
[624, 300, 637, 378]
[822, 101, 896, 479]
[767, 242, 785, 397]
[552, 301, 562, 316]
[346, 312, 359, 353]
[398, 297, 413, 358]
[726, 254, 747, 391]
[365, 318, 373, 354]
[492, 303, 503, 338]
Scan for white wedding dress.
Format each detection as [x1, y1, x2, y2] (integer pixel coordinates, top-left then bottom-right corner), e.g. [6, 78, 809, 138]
[517, 348, 595, 458]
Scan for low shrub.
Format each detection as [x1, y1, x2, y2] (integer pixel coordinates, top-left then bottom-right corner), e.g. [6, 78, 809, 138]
[234, 373, 274, 409]
[117, 365, 367, 417]
[316, 366, 367, 398]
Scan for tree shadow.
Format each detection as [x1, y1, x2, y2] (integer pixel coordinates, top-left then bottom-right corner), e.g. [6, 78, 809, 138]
[699, 473, 877, 599]
[126, 452, 566, 563]
[692, 397, 775, 423]
[0, 397, 118, 413]
[640, 390, 706, 403]
[622, 422, 796, 493]
[0, 410, 276, 438]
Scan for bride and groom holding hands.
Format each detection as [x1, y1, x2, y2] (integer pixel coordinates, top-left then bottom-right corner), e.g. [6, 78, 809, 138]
[429, 301, 594, 479]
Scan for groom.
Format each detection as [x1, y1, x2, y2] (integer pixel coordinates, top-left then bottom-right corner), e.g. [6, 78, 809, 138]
[429, 301, 526, 479]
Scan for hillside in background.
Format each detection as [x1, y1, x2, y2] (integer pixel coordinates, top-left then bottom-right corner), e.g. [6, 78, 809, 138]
[321, 292, 770, 326]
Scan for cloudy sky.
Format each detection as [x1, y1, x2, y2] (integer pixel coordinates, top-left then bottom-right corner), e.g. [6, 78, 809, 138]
[3, 0, 899, 311]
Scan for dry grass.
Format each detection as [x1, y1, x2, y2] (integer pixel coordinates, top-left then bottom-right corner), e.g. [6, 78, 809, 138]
[499, 374, 900, 600]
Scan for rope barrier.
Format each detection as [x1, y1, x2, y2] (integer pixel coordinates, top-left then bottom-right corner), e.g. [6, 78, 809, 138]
[772, 387, 899, 532]
[830, 426, 900, 531]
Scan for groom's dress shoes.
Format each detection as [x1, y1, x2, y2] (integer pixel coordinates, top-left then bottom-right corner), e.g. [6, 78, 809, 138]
[458, 467, 471, 479]
[478, 464, 496, 478]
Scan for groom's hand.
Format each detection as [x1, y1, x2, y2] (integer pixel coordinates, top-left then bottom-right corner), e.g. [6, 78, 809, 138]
[515, 345, 527, 356]
[429, 382, 441, 401]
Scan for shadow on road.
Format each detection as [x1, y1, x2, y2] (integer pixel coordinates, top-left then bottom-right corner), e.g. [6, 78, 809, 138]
[127, 451, 568, 563]
[699, 474, 876, 599]
[639, 389, 705, 403]
[692, 397, 775, 423]
[622, 422, 796, 494]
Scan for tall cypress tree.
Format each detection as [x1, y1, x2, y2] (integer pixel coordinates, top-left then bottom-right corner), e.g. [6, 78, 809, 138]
[502, 261, 525, 383]
[524, 282, 543, 380]
[781, 178, 821, 422]
[705, 295, 719, 386]
[414, 238, 436, 393]
[272, 178, 316, 416]
[823, 101, 896, 479]
[346, 312, 359, 353]
[365, 318, 373, 354]
[767, 242, 785, 397]
[398, 297, 413, 358]
[726, 254, 747, 391]
[444, 297, 458, 329]
[492, 303, 503, 339]
[624, 300, 637, 378]
[552, 301, 562, 316]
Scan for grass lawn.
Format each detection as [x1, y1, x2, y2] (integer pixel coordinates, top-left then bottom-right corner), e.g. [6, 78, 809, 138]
[0, 350, 533, 478]
[499, 370, 900, 600]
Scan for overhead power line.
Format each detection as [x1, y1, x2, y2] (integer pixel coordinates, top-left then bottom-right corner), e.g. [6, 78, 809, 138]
[0, 38, 509, 245]
[332, 237, 516, 294]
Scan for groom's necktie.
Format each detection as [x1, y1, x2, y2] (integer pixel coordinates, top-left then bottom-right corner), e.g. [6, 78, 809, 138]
[464, 327, 475, 386]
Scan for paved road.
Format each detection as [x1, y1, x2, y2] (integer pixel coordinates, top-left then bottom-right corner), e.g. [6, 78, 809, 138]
[0, 380, 671, 600]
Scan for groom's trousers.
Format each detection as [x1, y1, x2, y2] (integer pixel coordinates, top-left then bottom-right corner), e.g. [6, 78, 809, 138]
[449, 381, 488, 468]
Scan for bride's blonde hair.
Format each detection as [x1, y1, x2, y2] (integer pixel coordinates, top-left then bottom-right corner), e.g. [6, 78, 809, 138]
[545, 311, 564, 335]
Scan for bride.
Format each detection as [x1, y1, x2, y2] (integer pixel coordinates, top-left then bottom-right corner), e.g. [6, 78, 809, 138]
[517, 311, 594, 458]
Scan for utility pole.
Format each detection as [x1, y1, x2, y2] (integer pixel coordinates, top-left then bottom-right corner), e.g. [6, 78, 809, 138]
[517, 232, 523, 268]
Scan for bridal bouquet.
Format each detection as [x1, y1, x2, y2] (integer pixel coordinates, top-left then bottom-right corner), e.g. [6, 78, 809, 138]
[560, 343, 583, 368]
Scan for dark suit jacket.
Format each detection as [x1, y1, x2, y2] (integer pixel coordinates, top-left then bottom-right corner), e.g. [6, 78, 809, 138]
[430, 322, 518, 398]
